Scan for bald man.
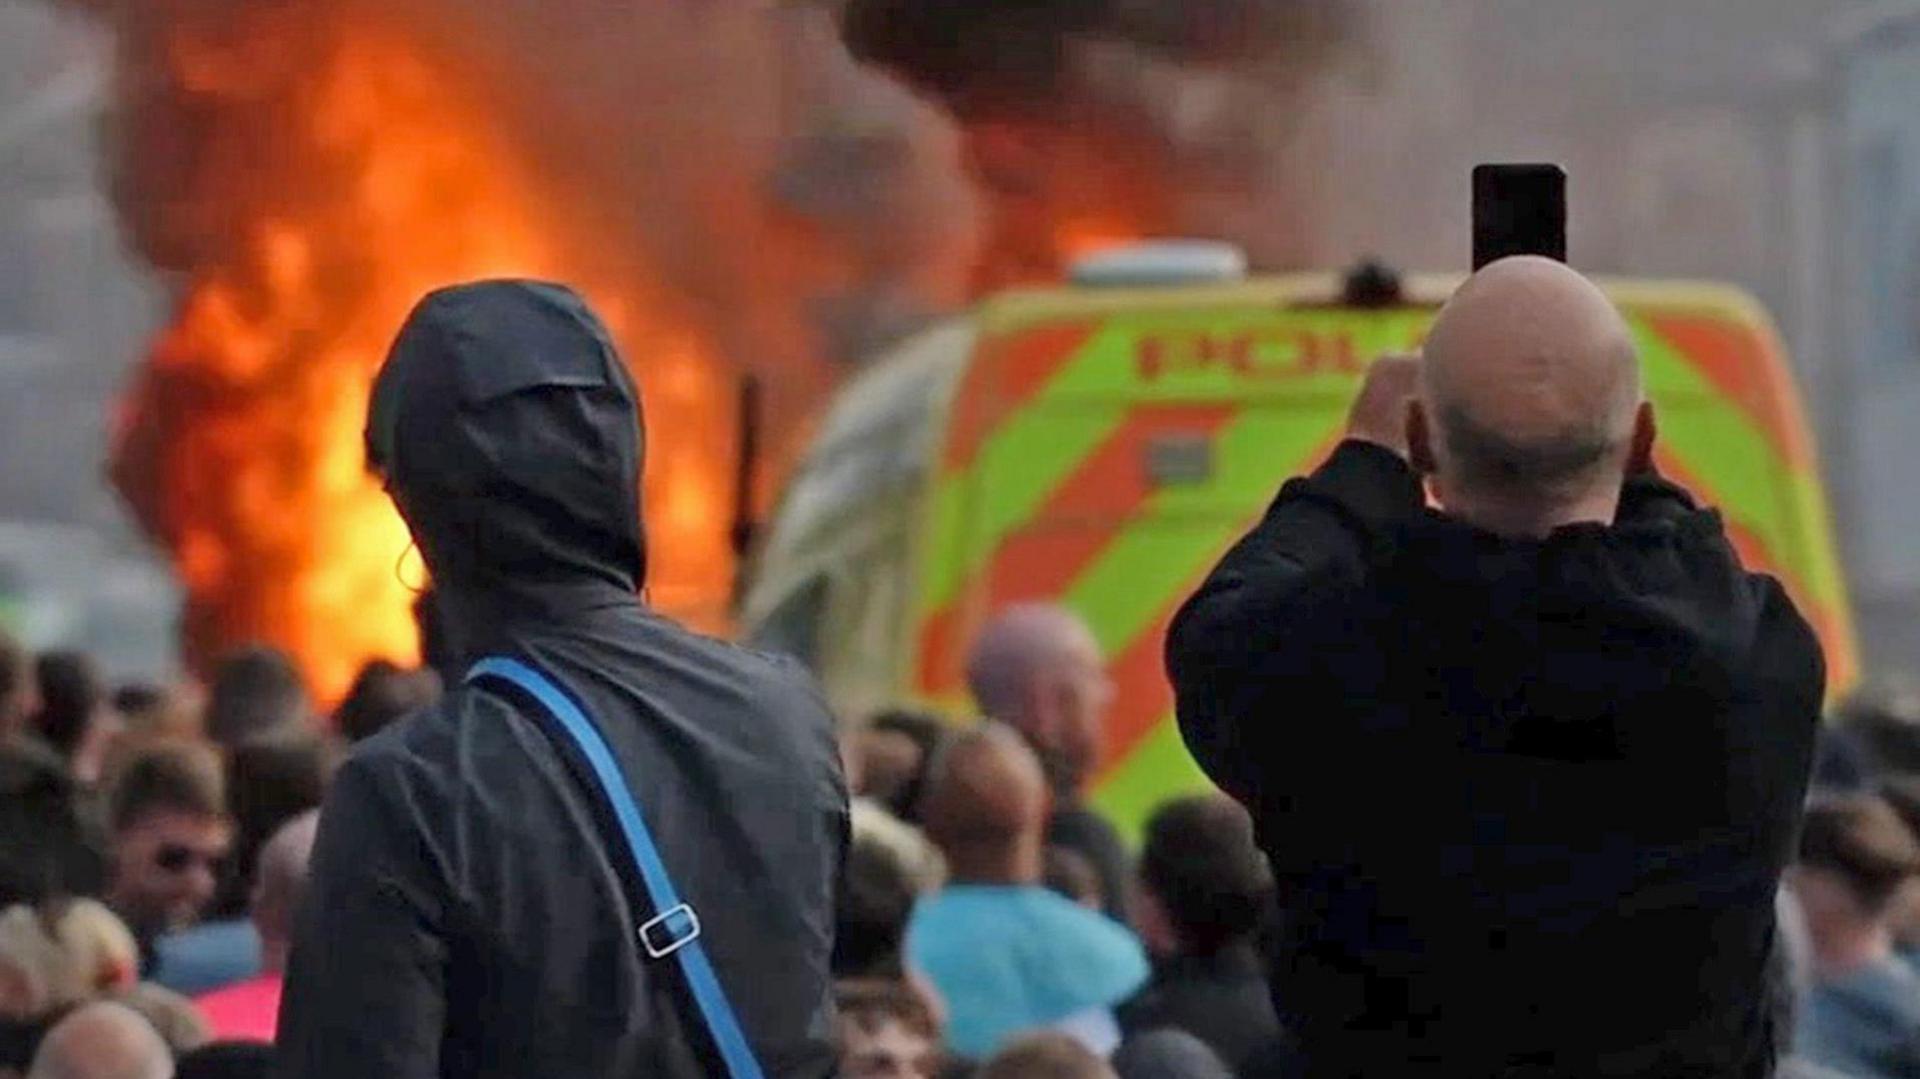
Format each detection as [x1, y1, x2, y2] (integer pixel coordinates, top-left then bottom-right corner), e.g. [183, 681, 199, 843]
[196, 810, 317, 1042]
[907, 729, 1147, 1060]
[1168, 258, 1824, 1078]
[29, 1001, 173, 1079]
[967, 605, 1130, 921]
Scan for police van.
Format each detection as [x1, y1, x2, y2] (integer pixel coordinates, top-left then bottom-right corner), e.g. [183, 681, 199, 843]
[741, 244, 1858, 836]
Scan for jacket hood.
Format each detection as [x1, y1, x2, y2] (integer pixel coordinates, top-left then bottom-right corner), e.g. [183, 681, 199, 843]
[367, 280, 645, 597]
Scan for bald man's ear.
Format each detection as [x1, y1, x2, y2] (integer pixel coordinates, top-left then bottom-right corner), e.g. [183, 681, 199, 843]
[1407, 401, 1437, 476]
[1627, 401, 1658, 475]
[1021, 678, 1059, 747]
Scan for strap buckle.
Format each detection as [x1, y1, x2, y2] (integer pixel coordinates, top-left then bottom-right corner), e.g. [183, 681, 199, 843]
[639, 903, 702, 960]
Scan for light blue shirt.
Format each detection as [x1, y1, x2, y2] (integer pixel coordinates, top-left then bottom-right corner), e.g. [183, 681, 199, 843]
[1798, 955, 1920, 1079]
[151, 918, 262, 995]
[908, 885, 1149, 1059]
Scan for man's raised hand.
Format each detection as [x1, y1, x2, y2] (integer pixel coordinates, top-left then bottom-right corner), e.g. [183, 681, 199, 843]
[1345, 352, 1422, 460]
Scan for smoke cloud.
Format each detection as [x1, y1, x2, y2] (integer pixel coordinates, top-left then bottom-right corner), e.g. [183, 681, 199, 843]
[837, 0, 1367, 286]
[839, 0, 1362, 115]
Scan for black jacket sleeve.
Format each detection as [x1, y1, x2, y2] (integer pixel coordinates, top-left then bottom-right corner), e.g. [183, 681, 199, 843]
[275, 753, 449, 1079]
[1166, 441, 1424, 799]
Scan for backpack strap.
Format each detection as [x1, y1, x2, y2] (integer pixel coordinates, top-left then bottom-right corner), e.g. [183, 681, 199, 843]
[466, 656, 766, 1079]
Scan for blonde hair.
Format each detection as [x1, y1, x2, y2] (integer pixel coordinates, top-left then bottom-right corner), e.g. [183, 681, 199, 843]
[0, 901, 142, 1021]
[49, 901, 138, 996]
[851, 799, 946, 894]
[0, 906, 71, 1020]
[106, 982, 211, 1055]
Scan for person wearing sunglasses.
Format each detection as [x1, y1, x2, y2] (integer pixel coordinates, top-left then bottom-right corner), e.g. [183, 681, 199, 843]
[105, 740, 231, 974]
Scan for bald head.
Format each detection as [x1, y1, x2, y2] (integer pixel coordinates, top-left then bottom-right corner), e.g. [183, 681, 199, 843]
[1415, 257, 1649, 534]
[252, 809, 319, 964]
[920, 727, 1050, 883]
[29, 1002, 173, 1079]
[965, 605, 1112, 797]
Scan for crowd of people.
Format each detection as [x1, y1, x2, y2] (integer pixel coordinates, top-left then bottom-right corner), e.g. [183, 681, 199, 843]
[0, 634, 437, 1077]
[12, 605, 1912, 1079]
[0, 590, 1286, 1077]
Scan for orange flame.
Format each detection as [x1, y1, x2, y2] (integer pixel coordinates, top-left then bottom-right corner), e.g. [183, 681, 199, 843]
[113, 25, 733, 702]
[105, 8, 1165, 704]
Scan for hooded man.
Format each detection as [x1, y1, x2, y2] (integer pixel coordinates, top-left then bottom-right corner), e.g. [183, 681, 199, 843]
[276, 281, 848, 1078]
[1168, 258, 1824, 1078]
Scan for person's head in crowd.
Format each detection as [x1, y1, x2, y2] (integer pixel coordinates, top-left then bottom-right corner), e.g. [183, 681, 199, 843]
[213, 736, 332, 920]
[979, 1032, 1117, 1079]
[966, 606, 1113, 801]
[858, 801, 946, 890]
[0, 907, 75, 1022]
[1135, 796, 1273, 961]
[333, 661, 441, 745]
[32, 654, 121, 788]
[1410, 256, 1654, 538]
[48, 903, 137, 1002]
[102, 985, 204, 1058]
[1810, 727, 1872, 795]
[1044, 847, 1103, 912]
[0, 900, 136, 1027]
[171, 1043, 270, 1079]
[1789, 794, 1920, 978]
[835, 802, 944, 979]
[26, 1001, 172, 1079]
[0, 742, 109, 910]
[367, 281, 648, 606]
[110, 688, 199, 745]
[1838, 681, 1920, 780]
[106, 742, 230, 940]
[837, 818, 929, 980]
[921, 727, 1050, 886]
[1111, 1030, 1233, 1079]
[249, 812, 317, 976]
[203, 648, 307, 750]
[835, 979, 944, 1079]
[858, 710, 949, 824]
[0, 632, 37, 743]
[1870, 777, 1920, 953]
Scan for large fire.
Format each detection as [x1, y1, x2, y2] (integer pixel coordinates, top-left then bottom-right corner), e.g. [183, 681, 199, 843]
[87, 0, 1200, 702]
[110, 18, 732, 701]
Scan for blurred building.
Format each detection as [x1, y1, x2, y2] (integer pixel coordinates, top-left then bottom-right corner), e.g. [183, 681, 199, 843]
[1815, 5, 1920, 682]
[0, 3, 176, 680]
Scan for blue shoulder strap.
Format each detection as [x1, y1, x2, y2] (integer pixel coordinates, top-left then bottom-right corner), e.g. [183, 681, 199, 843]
[466, 656, 766, 1079]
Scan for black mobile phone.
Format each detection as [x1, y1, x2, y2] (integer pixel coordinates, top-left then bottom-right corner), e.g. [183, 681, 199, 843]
[1472, 163, 1567, 270]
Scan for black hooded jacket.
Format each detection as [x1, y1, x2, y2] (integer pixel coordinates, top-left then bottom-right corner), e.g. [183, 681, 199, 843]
[1167, 442, 1824, 1079]
[276, 282, 847, 1079]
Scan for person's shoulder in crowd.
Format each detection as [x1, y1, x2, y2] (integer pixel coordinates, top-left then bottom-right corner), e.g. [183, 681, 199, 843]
[193, 972, 283, 1044]
[149, 918, 260, 995]
[1114, 944, 1275, 1070]
[1045, 804, 1133, 925]
[1799, 955, 1920, 1079]
[1111, 1029, 1234, 1079]
[627, 606, 837, 718]
[909, 885, 1147, 1058]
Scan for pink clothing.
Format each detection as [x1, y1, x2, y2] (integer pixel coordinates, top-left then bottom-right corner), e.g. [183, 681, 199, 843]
[194, 974, 284, 1043]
